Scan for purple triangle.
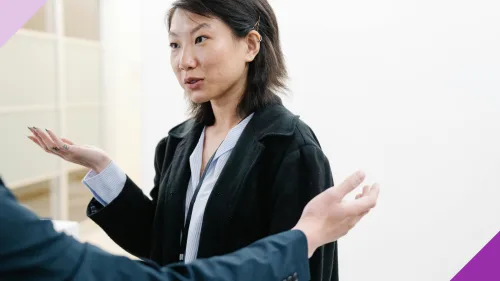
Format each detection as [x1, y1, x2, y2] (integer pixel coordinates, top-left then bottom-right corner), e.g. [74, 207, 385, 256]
[0, 0, 47, 47]
[451, 231, 500, 281]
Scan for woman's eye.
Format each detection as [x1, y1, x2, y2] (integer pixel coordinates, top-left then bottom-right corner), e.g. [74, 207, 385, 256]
[195, 36, 207, 44]
[170, 43, 179, 49]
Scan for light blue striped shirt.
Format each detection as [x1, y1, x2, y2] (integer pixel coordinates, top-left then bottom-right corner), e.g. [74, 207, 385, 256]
[82, 113, 254, 263]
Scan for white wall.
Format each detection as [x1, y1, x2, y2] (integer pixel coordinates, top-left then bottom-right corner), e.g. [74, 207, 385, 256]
[273, 0, 500, 280]
[141, 0, 500, 280]
[101, 0, 143, 183]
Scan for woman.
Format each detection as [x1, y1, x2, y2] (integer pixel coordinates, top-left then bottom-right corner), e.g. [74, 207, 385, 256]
[28, 0, 338, 280]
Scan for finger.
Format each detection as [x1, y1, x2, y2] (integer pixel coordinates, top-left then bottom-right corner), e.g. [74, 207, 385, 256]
[29, 127, 50, 152]
[35, 128, 66, 156]
[358, 210, 370, 217]
[28, 127, 40, 143]
[32, 127, 54, 147]
[30, 134, 65, 157]
[344, 183, 380, 216]
[33, 127, 61, 153]
[346, 184, 379, 215]
[362, 185, 369, 196]
[61, 138, 74, 145]
[45, 129, 71, 153]
[28, 136, 43, 148]
[355, 186, 369, 200]
[369, 184, 380, 205]
[332, 170, 366, 200]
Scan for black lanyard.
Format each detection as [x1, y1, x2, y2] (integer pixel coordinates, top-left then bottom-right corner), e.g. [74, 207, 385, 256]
[179, 146, 220, 262]
[179, 117, 249, 262]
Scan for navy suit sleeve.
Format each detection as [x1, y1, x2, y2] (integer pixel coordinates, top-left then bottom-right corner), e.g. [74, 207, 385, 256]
[0, 182, 310, 281]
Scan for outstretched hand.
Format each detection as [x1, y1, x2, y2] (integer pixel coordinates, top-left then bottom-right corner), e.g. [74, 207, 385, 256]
[27, 127, 111, 173]
[293, 171, 379, 257]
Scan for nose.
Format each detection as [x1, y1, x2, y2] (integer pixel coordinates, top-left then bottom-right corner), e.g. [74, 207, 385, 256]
[178, 46, 197, 71]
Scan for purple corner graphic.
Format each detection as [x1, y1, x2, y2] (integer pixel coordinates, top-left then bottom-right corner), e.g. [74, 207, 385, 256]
[451, 231, 500, 281]
[0, 0, 47, 47]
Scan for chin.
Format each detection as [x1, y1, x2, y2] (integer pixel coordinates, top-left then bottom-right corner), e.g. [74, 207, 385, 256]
[186, 90, 211, 104]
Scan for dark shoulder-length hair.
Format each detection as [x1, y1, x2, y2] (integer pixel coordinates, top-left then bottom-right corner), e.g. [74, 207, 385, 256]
[166, 0, 287, 125]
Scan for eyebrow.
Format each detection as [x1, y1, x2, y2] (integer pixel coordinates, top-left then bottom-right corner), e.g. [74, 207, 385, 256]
[169, 23, 211, 37]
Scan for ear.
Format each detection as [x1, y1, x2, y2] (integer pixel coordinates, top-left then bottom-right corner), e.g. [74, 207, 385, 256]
[244, 30, 262, 62]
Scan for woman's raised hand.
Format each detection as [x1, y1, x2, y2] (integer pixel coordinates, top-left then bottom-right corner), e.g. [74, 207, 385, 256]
[27, 127, 111, 173]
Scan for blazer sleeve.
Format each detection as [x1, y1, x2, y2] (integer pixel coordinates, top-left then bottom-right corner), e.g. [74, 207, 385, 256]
[85, 137, 169, 259]
[269, 144, 339, 281]
[1, 182, 310, 281]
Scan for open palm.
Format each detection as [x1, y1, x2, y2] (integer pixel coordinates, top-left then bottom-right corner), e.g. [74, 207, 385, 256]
[27, 127, 111, 173]
[294, 171, 379, 257]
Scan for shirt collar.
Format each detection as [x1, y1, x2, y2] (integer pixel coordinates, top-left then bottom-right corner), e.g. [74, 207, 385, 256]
[189, 113, 254, 185]
[213, 112, 254, 159]
[168, 105, 298, 141]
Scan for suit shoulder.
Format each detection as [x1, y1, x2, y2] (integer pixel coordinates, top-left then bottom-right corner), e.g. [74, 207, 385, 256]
[154, 118, 197, 158]
[168, 118, 198, 138]
[256, 105, 323, 152]
[291, 118, 323, 149]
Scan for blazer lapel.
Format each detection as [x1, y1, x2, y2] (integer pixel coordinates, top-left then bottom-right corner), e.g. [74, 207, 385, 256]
[160, 122, 203, 264]
[198, 105, 298, 241]
[197, 119, 265, 258]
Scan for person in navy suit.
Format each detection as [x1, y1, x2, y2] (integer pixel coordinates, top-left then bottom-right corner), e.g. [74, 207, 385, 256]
[0, 171, 379, 281]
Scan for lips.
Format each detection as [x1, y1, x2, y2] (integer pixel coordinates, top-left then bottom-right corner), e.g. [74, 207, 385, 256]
[184, 77, 203, 84]
[184, 77, 204, 90]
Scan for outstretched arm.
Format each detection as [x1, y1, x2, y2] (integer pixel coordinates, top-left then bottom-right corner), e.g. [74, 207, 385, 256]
[0, 182, 308, 281]
[0, 171, 379, 281]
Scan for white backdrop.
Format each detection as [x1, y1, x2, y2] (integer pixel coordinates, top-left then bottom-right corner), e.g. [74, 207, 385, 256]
[141, 0, 500, 280]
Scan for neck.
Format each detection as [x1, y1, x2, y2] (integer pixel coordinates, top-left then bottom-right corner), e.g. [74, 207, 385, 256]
[210, 95, 242, 131]
[210, 79, 247, 131]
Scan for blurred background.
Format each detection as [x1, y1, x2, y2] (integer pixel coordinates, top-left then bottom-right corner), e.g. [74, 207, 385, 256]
[0, 0, 499, 280]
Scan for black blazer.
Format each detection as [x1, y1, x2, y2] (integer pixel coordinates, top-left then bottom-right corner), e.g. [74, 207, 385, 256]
[0, 178, 312, 281]
[88, 104, 338, 281]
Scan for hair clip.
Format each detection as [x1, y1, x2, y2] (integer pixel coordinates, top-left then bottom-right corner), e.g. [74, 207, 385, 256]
[253, 16, 261, 31]
[253, 16, 262, 42]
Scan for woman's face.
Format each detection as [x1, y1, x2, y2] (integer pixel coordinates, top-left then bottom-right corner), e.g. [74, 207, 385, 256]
[169, 9, 256, 104]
